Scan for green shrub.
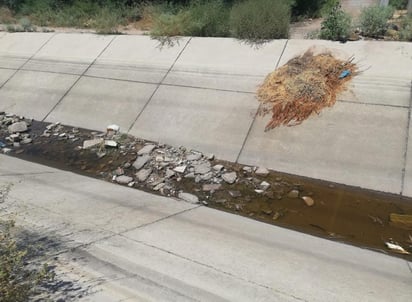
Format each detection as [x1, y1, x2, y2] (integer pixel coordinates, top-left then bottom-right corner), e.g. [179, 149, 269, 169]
[229, 0, 290, 41]
[359, 5, 394, 37]
[319, 4, 351, 41]
[93, 6, 121, 34]
[150, 10, 191, 37]
[399, 16, 412, 41]
[389, 0, 408, 9]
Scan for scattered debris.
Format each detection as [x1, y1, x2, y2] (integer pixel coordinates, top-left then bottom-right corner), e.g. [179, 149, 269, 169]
[222, 172, 237, 184]
[255, 167, 269, 176]
[302, 196, 315, 207]
[385, 241, 410, 255]
[257, 49, 358, 130]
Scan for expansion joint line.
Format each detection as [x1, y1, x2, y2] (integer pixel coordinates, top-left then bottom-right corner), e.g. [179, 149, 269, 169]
[400, 80, 412, 195]
[235, 39, 290, 163]
[127, 37, 193, 133]
[0, 33, 56, 90]
[41, 35, 118, 122]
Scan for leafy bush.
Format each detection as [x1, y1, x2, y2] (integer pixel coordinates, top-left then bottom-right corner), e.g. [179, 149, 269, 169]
[319, 4, 351, 41]
[93, 6, 122, 34]
[389, 0, 408, 9]
[399, 16, 412, 41]
[359, 5, 394, 37]
[229, 0, 290, 41]
[150, 0, 230, 37]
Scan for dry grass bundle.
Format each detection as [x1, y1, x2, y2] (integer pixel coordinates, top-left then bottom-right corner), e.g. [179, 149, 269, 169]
[257, 49, 358, 131]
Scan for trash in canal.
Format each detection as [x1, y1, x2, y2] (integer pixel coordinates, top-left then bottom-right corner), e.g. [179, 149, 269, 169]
[385, 241, 410, 255]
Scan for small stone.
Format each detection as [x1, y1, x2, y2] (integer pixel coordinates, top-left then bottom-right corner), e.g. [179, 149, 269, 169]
[195, 175, 202, 183]
[128, 182, 135, 187]
[178, 192, 199, 204]
[83, 138, 103, 149]
[272, 212, 281, 220]
[242, 166, 253, 173]
[2, 148, 12, 154]
[202, 200, 209, 206]
[229, 190, 242, 198]
[255, 189, 264, 194]
[116, 175, 133, 184]
[260, 181, 270, 191]
[186, 152, 202, 161]
[213, 164, 224, 172]
[184, 172, 195, 178]
[20, 138, 32, 145]
[302, 196, 315, 207]
[207, 154, 215, 160]
[114, 167, 124, 176]
[105, 140, 118, 148]
[124, 162, 131, 169]
[153, 183, 165, 191]
[138, 144, 156, 155]
[222, 172, 237, 184]
[202, 184, 222, 191]
[8, 121, 28, 133]
[106, 124, 120, 133]
[193, 162, 211, 174]
[136, 168, 152, 182]
[255, 167, 269, 176]
[133, 155, 151, 170]
[13, 142, 20, 148]
[155, 155, 164, 162]
[200, 172, 213, 181]
[165, 169, 175, 178]
[262, 207, 273, 215]
[287, 190, 300, 199]
[174, 165, 187, 173]
[96, 151, 106, 159]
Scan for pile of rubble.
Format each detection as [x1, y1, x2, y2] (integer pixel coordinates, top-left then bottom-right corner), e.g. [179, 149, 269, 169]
[0, 112, 34, 153]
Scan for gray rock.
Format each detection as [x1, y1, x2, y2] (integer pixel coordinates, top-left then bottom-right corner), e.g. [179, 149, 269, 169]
[255, 167, 269, 176]
[133, 155, 151, 170]
[243, 166, 253, 173]
[20, 138, 32, 145]
[138, 144, 156, 155]
[153, 183, 165, 191]
[194, 162, 211, 174]
[260, 181, 271, 191]
[184, 172, 195, 178]
[202, 184, 222, 191]
[165, 168, 175, 178]
[207, 154, 215, 160]
[287, 189, 300, 199]
[213, 164, 224, 172]
[302, 196, 315, 207]
[83, 138, 103, 149]
[116, 175, 134, 184]
[8, 121, 28, 133]
[178, 192, 199, 204]
[173, 165, 187, 173]
[222, 172, 237, 184]
[200, 172, 213, 181]
[186, 152, 202, 161]
[136, 168, 152, 182]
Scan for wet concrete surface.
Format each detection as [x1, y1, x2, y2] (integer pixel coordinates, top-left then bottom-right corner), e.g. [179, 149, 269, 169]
[1, 118, 411, 261]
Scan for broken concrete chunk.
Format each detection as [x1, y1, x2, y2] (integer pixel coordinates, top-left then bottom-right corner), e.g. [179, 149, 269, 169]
[202, 184, 222, 191]
[255, 167, 269, 176]
[83, 138, 103, 149]
[222, 172, 237, 184]
[302, 196, 315, 207]
[138, 144, 156, 155]
[186, 152, 202, 161]
[8, 121, 28, 133]
[194, 162, 211, 174]
[213, 164, 224, 172]
[107, 124, 120, 132]
[178, 192, 199, 204]
[174, 165, 187, 173]
[105, 140, 118, 148]
[116, 175, 134, 184]
[133, 155, 151, 170]
[135, 168, 152, 182]
[260, 181, 270, 190]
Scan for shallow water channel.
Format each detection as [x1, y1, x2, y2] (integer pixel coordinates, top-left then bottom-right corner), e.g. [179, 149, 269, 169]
[1, 120, 412, 260]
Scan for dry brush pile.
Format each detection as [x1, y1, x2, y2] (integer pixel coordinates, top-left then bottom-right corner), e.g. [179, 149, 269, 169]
[257, 49, 358, 131]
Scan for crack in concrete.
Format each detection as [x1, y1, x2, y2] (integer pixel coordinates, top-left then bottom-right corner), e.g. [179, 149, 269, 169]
[400, 81, 412, 195]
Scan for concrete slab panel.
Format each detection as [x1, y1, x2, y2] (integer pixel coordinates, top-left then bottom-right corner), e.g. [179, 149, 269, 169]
[124, 206, 412, 302]
[84, 235, 290, 302]
[238, 102, 408, 194]
[129, 85, 259, 161]
[23, 33, 113, 74]
[403, 109, 412, 197]
[45, 77, 157, 131]
[0, 156, 195, 237]
[86, 35, 190, 84]
[0, 33, 54, 69]
[0, 70, 78, 120]
[0, 154, 57, 175]
[163, 37, 287, 92]
[278, 40, 412, 107]
[0, 68, 15, 86]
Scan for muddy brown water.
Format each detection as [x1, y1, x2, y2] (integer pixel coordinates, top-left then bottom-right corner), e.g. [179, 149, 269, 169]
[1, 121, 412, 260]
